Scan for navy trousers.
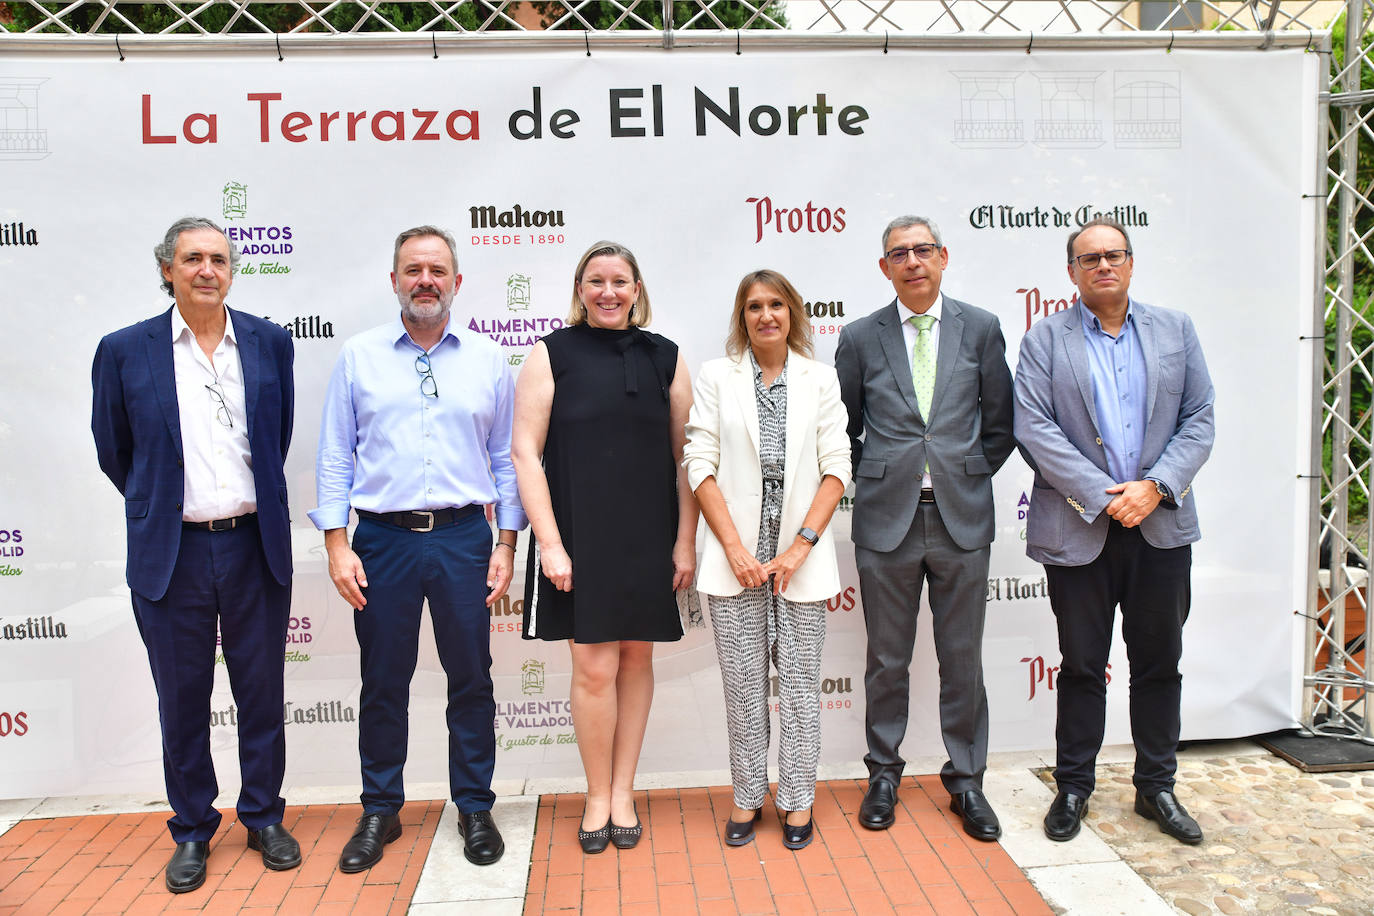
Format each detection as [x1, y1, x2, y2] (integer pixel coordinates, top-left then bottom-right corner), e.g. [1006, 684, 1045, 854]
[1045, 520, 1192, 797]
[130, 518, 290, 843]
[351, 511, 496, 814]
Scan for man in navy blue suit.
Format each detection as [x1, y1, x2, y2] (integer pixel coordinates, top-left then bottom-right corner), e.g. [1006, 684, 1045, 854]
[92, 217, 300, 893]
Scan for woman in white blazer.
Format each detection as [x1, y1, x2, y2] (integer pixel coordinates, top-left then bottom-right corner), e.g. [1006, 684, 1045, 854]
[683, 269, 852, 850]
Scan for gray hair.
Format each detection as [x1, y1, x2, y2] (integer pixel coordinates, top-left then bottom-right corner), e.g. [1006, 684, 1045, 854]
[881, 215, 943, 254]
[393, 225, 460, 275]
[154, 217, 238, 297]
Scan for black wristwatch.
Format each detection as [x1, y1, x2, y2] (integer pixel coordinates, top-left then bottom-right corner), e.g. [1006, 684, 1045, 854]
[797, 527, 819, 545]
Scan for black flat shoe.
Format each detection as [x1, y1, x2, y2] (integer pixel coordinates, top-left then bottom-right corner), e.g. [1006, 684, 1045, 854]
[247, 822, 301, 870]
[724, 808, 762, 847]
[338, 812, 402, 874]
[165, 841, 208, 894]
[458, 810, 505, 865]
[781, 813, 813, 850]
[859, 780, 897, 830]
[1135, 790, 1203, 845]
[578, 818, 612, 854]
[1043, 791, 1089, 842]
[950, 788, 1002, 841]
[610, 803, 642, 850]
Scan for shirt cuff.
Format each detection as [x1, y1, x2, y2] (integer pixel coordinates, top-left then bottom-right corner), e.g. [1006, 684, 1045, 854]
[494, 506, 529, 532]
[307, 505, 351, 531]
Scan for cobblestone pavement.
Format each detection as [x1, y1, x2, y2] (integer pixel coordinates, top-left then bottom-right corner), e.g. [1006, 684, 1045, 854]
[1040, 753, 1374, 916]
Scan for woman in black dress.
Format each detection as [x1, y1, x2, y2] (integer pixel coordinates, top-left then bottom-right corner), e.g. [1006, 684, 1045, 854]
[511, 241, 696, 853]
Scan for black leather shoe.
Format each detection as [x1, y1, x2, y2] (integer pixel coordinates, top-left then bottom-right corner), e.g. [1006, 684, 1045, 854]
[165, 841, 208, 894]
[1043, 792, 1089, 842]
[950, 788, 1002, 841]
[247, 822, 301, 870]
[1135, 790, 1203, 845]
[338, 812, 402, 874]
[610, 804, 643, 850]
[724, 808, 762, 847]
[859, 780, 897, 830]
[458, 810, 505, 865]
[578, 818, 611, 854]
[781, 814, 813, 850]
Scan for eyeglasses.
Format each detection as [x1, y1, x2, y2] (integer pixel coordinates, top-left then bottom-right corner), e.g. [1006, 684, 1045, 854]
[204, 381, 233, 429]
[885, 244, 942, 265]
[1070, 249, 1131, 270]
[415, 353, 439, 399]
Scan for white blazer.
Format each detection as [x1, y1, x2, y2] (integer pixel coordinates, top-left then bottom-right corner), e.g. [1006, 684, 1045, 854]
[684, 353, 852, 602]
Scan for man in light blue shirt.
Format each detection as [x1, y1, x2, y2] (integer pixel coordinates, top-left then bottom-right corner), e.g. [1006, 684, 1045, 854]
[1014, 218, 1214, 847]
[310, 225, 527, 872]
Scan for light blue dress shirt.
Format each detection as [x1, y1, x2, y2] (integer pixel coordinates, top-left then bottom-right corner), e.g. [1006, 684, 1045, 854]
[309, 315, 527, 532]
[1081, 304, 1148, 486]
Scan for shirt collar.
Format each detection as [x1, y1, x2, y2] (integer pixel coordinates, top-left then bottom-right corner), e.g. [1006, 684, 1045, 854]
[171, 304, 235, 345]
[747, 347, 788, 385]
[900, 292, 944, 324]
[392, 313, 460, 353]
[1081, 300, 1135, 338]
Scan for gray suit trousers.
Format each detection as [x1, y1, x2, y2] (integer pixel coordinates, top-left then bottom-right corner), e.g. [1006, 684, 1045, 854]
[856, 501, 990, 794]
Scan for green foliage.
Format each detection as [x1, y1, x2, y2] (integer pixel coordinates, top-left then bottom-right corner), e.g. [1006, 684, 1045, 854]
[1, 0, 784, 34]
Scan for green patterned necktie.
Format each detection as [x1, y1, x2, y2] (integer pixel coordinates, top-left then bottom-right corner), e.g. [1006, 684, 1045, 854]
[910, 314, 936, 419]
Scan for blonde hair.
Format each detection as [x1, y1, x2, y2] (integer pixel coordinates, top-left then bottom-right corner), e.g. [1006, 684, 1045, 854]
[567, 240, 652, 327]
[725, 269, 814, 359]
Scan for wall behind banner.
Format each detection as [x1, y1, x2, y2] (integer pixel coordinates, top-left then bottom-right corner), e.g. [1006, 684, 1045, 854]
[0, 46, 1316, 799]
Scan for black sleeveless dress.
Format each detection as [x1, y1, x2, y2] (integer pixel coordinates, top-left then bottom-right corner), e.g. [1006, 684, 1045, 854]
[522, 323, 684, 644]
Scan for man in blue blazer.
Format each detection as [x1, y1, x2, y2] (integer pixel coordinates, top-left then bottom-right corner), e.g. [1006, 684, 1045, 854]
[836, 215, 1015, 840]
[1014, 218, 1215, 845]
[92, 217, 299, 892]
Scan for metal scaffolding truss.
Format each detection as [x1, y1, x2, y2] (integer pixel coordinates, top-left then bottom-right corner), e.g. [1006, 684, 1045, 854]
[2, 0, 1371, 743]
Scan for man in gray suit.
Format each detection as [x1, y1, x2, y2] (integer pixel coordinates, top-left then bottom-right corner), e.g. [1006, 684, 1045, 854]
[1014, 218, 1214, 845]
[835, 215, 1014, 839]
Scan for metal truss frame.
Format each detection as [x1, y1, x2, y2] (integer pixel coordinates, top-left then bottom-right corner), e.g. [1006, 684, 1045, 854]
[2, 0, 1370, 742]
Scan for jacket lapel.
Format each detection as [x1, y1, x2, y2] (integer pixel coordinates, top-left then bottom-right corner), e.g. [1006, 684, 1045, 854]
[231, 307, 261, 439]
[1133, 301, 1160, 422]
[927, 298, 965, 423]
[1062, 304, 1104, 439]
[146, 308, 183, 459]
[877, 302, 923, 421]
[729, 357, 760, 454]
[784, 356, 815, 476]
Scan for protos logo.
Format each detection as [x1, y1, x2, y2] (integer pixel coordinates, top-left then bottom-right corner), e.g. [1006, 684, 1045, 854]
[1018, 286, 1081, 332]
[0, 711, 30, 737]
[1022, 655, 1112, 701]
[748, 196, 846, 244]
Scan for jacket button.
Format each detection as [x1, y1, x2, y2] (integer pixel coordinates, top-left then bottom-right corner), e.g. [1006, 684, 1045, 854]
[1095, 437, 1103, 446]
[176, 502, 182, 510]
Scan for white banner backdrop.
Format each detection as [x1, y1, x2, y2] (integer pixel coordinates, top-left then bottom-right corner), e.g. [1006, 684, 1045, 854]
[0, 45, 1317, 800]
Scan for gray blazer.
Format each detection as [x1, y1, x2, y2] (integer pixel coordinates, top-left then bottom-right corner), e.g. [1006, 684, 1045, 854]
[1013, 300, 1215, 567]
[835, 297, 1015, 553]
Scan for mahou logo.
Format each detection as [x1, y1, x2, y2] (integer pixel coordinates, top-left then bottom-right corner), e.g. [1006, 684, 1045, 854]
[747, 196, 846, 244]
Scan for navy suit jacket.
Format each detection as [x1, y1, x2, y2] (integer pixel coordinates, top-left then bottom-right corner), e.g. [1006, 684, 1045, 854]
[92, 306, 295, 601]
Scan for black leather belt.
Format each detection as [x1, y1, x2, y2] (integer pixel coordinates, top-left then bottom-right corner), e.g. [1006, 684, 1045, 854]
[183, 512, 257, 532]
[357, 505, 482, 532]
[919, 488, 936, 504]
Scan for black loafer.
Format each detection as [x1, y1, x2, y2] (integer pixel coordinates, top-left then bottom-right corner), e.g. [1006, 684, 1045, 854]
[1043, 791, 1089, 842]
[781, 814, 813, 850]
[338, 812, 402, 874]
[950, 788, 1002, 841]
[458, 810, 505, 865]
[247, 822, 301, 870]
[165, 840, 209, 894]
[609, 804, 643, 850]
[724, 808, 762, 847]
[578, 818, 611, 854]
[1135, 790, 1203, 845]
[859, 780, 897, 830]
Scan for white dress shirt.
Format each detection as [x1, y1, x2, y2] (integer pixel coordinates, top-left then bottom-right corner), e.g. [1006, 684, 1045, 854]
[172, 306, 257, 522]
[898, 292, 944, 490]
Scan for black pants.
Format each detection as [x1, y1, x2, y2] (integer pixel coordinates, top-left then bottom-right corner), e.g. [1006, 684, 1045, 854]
[1045, 521, 1191, 797]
